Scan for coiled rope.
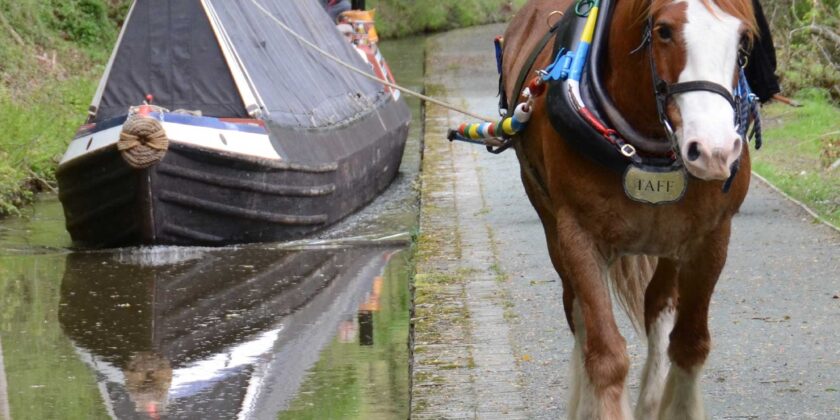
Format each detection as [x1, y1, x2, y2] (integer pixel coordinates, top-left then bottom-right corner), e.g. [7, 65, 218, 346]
[248, 0, 497, 123]
[118, 117, 169, 169]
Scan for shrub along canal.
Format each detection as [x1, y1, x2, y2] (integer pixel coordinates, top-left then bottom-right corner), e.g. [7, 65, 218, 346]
[0, 36, 424, 420]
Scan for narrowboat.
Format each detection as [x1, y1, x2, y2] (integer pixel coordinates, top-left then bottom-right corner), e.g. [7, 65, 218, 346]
[56, 0, 410, 247]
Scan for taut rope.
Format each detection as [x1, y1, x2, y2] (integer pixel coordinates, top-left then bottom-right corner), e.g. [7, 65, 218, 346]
[248, 0, 497, 123]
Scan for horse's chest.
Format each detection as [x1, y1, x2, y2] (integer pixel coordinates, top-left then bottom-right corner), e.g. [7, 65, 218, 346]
[595, 207, 725, 257]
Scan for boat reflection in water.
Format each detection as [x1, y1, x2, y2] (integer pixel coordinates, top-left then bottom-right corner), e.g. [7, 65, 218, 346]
[58, 244, 399, 419]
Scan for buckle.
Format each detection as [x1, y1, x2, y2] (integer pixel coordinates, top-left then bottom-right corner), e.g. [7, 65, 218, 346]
[620, 144, 637, 157]
[662, 120, 677, 142]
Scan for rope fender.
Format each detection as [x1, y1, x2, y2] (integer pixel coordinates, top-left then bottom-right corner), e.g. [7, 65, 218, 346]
[117, 117, 169, 169]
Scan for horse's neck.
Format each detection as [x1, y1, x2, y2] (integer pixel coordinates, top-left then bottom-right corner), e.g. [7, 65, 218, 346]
[604, 3, 661, 136]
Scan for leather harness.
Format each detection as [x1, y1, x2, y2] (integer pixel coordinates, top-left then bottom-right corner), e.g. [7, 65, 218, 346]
[501, 0, 761, 188]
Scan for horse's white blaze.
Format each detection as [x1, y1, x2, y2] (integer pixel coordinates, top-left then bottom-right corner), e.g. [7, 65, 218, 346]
[675, 0, 743, 180]
[658, 365, 706, 420]
[636, 302, 675, 420]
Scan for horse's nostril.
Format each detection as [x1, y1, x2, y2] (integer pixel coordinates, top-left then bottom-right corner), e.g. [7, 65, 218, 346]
[687, 142, 701, 162]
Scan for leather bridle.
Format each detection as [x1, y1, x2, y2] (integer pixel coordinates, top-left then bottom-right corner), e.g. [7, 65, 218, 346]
[635, 17, 757, 192]
[639, 17, 744, 157]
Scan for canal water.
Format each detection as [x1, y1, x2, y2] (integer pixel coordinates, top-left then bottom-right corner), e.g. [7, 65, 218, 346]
[0, 35, 425, 420]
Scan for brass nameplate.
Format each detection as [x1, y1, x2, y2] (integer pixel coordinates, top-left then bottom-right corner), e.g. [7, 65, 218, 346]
[623, 165, 687, 205]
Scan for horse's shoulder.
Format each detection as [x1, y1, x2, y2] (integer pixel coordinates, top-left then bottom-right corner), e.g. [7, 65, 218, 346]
[504, 0, 574, 47]
[503, 0, 574, 96]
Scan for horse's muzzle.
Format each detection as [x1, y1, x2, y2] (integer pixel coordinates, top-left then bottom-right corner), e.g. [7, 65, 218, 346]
[682, 137, 743, 181]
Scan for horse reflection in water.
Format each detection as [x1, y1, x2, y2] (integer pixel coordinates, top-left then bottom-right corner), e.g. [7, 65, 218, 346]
[339, 275, 383, 347]
[59, 245, 397, 419]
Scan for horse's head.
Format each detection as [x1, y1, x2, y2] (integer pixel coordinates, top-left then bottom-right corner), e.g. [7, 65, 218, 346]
[648, 0, 756, 180]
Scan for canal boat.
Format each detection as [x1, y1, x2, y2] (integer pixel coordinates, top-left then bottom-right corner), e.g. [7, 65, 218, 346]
[59, 245, 398, 418]
[56, 0, 410, 247]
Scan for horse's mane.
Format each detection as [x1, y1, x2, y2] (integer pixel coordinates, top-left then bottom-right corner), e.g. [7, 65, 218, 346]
[630, 0, 758, 37]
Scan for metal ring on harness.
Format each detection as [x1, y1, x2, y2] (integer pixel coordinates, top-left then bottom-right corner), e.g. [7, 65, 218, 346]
[620, 144, 637, 158]
[662, 120, 677, 144]
[575, 0, 595, 17]
[738, 53, 749, 69]
[547, 11, 565, 29]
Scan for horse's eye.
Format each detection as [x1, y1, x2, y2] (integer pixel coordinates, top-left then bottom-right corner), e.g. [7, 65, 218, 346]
[656, 25, 673, 41]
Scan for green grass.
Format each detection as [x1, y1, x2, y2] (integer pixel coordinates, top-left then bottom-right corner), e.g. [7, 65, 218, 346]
[0, 78, 97, 213]
[752, 88, 840, 227]
[0, 0, 127, 215]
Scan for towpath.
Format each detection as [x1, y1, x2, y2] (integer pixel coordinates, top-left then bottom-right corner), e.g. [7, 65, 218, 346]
[412, 24, 839, 419]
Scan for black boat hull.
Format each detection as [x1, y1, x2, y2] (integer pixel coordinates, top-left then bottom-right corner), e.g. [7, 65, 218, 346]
[57, 101, 410, 247]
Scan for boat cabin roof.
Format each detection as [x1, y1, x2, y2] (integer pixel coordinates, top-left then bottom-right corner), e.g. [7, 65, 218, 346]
[93, 0, 387, 128]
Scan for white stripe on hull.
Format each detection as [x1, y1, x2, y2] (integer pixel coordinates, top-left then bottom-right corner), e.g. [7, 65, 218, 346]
[60, 123, 280, 166]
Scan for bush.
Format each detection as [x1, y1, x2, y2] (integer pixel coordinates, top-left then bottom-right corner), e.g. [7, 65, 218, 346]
[763, 0, 840, 102]
[50, 0, 112, 45]
[0, 0, 129, 214]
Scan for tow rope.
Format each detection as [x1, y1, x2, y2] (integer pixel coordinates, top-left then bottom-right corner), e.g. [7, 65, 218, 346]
[249, 0, 497, 123]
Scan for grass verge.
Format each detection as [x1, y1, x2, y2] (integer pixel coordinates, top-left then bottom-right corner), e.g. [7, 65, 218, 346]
[752, 88, 840, 227]
[0, 0, 126, 215]
[0, 78, 96, 214]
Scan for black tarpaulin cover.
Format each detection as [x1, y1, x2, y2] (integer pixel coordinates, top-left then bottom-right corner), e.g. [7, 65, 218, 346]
[97, 0, 246, 122]
[95, 0, 386, 128]
[209, 0, 385, 128]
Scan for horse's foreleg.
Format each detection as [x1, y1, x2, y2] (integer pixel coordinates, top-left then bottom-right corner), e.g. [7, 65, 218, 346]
[636, 259, 678, 419]
[659, 226, 731, 420]
[567, 288, 633, 420]
[552, 219, 632, 420]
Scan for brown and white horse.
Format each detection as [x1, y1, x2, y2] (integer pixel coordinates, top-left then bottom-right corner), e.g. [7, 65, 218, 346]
[503, 0, 757, 418]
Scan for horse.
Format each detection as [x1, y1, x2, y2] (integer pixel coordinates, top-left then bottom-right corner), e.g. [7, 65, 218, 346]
[502, 0, 757, 418]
